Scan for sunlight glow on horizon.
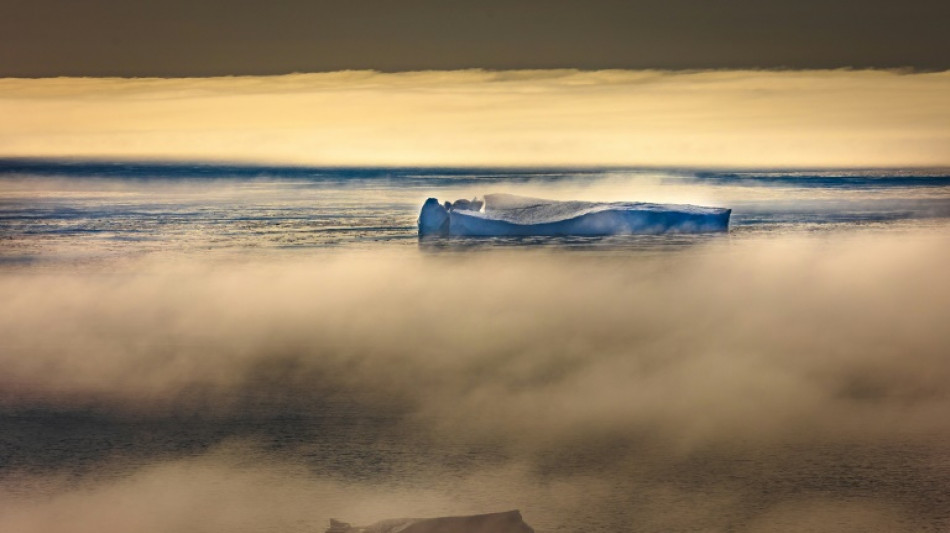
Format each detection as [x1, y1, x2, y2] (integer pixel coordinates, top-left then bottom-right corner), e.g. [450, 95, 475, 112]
[1, 69, 948, 168]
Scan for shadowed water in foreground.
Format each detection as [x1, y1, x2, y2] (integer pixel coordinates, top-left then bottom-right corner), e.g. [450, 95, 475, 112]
[1, 164, 949, 532]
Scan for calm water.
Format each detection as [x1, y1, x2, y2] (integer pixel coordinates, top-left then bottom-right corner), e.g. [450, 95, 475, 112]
[1, 160, 950, 532]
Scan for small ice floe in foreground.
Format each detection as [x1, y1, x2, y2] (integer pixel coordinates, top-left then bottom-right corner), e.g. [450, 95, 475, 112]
[326, 510, 535, 533]
[419, 193, 730, 237]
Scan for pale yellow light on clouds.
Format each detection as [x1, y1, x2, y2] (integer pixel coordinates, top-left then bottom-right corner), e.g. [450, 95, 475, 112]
[0, 69, 947, 167]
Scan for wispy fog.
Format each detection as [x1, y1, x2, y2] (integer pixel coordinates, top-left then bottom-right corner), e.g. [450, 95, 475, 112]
[2, 231, 949, 531]
[2, 69, 948, 167]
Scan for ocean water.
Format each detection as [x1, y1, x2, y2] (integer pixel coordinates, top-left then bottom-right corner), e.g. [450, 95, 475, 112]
[2, 160, 949, 261]
[1, 160, 950, 532]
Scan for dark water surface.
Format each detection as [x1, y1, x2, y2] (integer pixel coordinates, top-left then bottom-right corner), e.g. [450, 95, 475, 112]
[1, 161, 949, 532]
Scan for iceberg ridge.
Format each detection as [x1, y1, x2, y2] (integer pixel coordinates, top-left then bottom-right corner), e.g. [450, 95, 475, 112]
[419, 193, 730, 237]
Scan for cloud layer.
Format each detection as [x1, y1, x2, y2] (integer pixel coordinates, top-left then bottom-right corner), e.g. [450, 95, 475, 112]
[2, 69, 948, 167]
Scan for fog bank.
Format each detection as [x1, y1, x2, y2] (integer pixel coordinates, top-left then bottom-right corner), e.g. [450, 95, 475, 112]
[1, 230, 949, 531]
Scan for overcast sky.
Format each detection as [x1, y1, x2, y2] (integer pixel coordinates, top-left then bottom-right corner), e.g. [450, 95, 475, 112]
[2, 0, 948, 77]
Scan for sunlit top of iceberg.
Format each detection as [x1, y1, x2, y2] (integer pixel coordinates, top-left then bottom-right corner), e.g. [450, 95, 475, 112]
[419, 193, 730, 237]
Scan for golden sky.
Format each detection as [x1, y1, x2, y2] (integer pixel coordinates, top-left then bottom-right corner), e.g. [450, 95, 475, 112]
[1, 69, 948, 167]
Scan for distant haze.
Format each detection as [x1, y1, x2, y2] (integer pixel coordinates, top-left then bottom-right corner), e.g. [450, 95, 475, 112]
[2, 70, 948, 168]
[2, 0, 948, 76]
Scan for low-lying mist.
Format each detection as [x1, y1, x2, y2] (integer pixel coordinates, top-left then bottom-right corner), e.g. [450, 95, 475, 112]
[2, 231, 949, 532]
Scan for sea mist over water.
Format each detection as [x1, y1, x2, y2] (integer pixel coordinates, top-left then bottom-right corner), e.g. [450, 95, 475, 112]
[3, 164, 950, 261]
[2, 230, 950, 532]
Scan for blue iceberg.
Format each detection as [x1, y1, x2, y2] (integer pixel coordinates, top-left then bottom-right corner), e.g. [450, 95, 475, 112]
[419, 193, 730, 237]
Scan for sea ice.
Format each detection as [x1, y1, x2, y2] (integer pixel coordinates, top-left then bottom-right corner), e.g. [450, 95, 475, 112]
[418, 193, 730, 237]
[326, 510, 535, 533]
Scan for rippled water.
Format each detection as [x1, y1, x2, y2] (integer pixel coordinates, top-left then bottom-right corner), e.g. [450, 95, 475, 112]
[2, 160, 949, 261]
[1, 160, 949, 532]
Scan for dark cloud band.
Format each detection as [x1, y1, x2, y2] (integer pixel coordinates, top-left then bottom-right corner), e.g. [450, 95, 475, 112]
[2, 0, 948, 77]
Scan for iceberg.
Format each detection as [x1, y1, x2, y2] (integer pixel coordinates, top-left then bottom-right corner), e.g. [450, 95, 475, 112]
[325, 510, 535, 533]
[419, 193, 730, 237]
